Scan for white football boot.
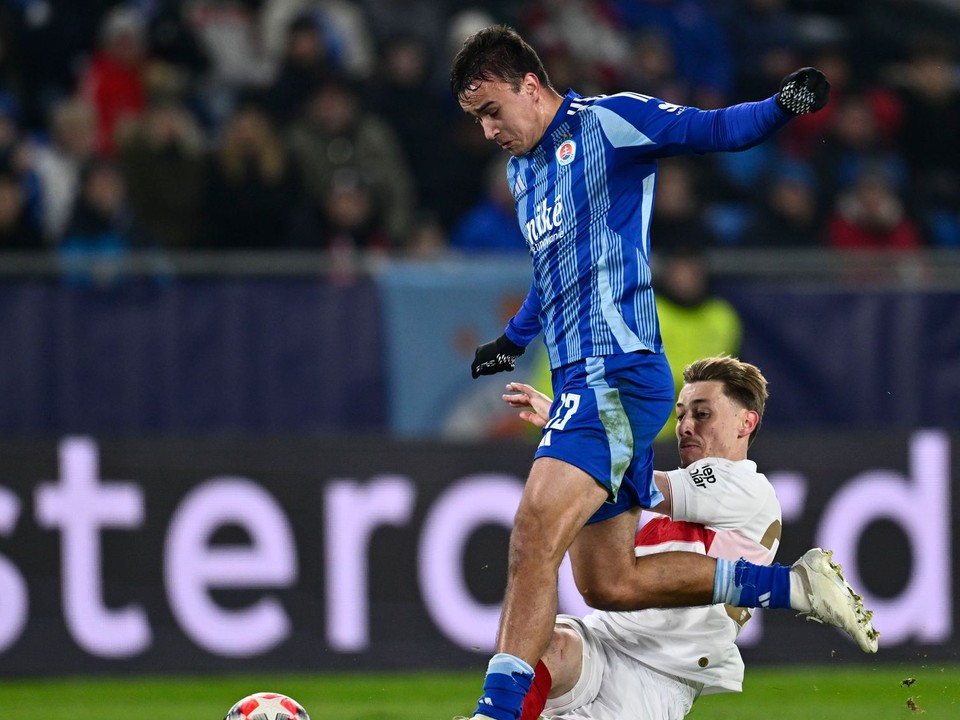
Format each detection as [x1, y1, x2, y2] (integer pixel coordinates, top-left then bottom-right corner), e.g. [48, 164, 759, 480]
[790, 548, 879, 653]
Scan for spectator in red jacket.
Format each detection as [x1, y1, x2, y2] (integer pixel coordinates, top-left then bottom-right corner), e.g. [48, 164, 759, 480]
[826, 166, 924, 249]
[81, 7, 149, 156]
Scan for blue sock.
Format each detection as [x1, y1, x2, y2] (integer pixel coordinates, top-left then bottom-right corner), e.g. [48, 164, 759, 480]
[713, 557, 792, 609]
[473, 653, 535, 720]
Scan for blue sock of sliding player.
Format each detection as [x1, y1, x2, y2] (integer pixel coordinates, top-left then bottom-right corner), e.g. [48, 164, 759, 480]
[713, 557, 792, 609]
[473, 653, 535, 720]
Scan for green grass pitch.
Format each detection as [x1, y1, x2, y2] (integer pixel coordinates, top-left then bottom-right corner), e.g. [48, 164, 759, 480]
[1, 664, 958, 719]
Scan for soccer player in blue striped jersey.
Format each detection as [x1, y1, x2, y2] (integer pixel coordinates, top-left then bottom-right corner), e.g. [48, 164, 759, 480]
[450, 25, 848, 720]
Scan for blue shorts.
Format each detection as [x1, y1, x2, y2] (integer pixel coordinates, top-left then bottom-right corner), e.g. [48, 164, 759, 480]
[534, 351, 674, 524]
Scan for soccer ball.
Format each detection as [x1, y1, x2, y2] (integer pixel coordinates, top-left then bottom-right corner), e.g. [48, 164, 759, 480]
[224, 691, 311, 720]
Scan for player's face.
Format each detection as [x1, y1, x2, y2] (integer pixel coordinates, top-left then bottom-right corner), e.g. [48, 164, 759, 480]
[675, 380, 753, 467]
[459, 76, 544, 156]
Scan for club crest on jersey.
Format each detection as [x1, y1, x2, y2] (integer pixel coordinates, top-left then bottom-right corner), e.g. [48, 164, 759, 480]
[556, 139, 577, 166]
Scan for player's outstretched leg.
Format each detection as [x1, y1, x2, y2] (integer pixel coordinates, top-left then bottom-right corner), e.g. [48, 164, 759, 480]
[790, 548, 879, 653]
[714, 548, 879, 653]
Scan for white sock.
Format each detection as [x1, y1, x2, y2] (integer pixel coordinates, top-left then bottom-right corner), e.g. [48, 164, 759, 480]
[789, 566, 812, 612]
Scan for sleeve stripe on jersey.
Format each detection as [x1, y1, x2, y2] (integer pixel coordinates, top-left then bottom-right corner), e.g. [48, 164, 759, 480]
[567, 95, 606, 115]
[592, 105, 655, 148]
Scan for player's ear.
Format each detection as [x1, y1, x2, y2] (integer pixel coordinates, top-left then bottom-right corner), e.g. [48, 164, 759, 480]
[522, 72, 540, 96]
[739, 409, 759, 439]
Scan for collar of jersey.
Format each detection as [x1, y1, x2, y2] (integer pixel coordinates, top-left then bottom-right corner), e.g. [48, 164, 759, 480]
[535, 89, 581, 154]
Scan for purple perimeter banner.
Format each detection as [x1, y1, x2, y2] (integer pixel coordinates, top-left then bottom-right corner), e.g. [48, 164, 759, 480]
[0, 430, 955, 676]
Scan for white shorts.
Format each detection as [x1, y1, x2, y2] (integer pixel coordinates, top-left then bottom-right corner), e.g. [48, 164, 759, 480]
[543, 616, 703, 720]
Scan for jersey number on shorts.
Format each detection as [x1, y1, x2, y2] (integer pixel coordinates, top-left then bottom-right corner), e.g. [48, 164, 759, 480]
[545, 393, 581, 430]
[540, 393, 581, 448]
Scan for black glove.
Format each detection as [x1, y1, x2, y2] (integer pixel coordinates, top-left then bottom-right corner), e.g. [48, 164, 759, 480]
[776, 67, 830, 116]
[471, 334, 525, 378]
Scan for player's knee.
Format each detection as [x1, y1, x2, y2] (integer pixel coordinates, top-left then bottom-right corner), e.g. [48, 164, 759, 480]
[509, 504, 563, 564]
[579, 586, 620, 610]
[578, 578, 640, 611]
[542, 625, 582, 697]
[540, 627, 565, 670]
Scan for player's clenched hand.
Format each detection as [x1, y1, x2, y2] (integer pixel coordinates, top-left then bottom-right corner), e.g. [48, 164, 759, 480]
[471, 334, 525, 378]
[777, 67, 830, 115]
[502, 382, 552, 428]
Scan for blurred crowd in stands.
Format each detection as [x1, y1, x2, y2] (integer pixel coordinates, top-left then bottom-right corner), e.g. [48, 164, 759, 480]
[0, 0, 958, 267]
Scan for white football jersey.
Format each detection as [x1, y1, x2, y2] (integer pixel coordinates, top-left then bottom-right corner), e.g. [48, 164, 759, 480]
[582, 457, 782, 695]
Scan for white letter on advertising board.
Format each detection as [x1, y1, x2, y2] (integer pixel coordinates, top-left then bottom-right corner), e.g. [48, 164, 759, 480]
[165, 477, 297, 656]
[818, 431, 951, 644]
[324, 476, 415, 650]
[36, 438, 149, 657]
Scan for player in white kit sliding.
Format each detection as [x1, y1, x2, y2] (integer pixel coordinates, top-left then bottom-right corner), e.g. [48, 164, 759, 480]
[499, 356, 874, 720]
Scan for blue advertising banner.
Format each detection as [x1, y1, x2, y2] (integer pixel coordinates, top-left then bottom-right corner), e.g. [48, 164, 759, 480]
[718, 284, 960, 430]
[0, 278, 386, 435]
[3, 269, 960, 439]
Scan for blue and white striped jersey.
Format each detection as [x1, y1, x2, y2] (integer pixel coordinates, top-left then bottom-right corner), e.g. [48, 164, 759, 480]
[504, 90, 789, 369]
